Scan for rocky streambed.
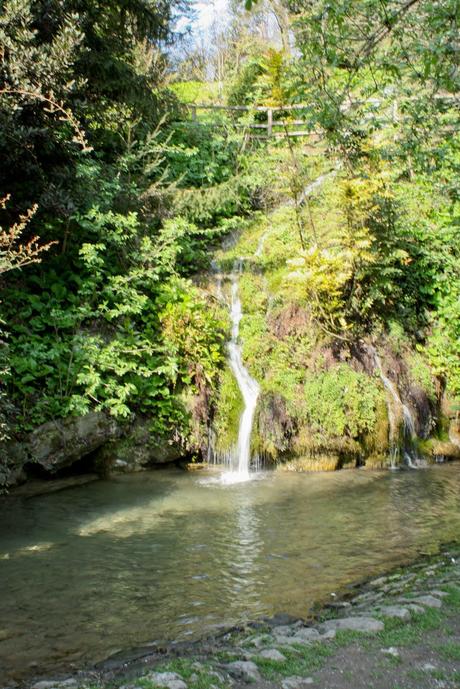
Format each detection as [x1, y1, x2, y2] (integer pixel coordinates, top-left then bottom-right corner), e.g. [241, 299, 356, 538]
[14, 545, 460, 689]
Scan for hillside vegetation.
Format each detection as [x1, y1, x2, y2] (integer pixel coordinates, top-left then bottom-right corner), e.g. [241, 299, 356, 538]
[0, 0, 459, 487]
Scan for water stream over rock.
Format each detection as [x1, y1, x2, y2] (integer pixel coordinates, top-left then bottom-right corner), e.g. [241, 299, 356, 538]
[370, 347, 421, 468]
[221, 259, 260, 483]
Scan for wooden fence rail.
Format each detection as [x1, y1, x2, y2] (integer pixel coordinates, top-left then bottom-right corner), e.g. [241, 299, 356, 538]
[181, 97, 459, 139]
[186, 103, 312, 138]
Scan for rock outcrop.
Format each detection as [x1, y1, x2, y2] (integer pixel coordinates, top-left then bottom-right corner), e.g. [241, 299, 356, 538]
[0, 414, 183, 491]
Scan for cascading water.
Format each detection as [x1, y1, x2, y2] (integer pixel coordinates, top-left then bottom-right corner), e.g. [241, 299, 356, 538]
[210, 170, 338, 482]
[370, 347, 420, 468]
[220, 260, 260, 483]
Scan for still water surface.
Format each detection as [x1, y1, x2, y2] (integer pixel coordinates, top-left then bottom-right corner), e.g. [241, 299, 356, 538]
[1, 465, 460, 682]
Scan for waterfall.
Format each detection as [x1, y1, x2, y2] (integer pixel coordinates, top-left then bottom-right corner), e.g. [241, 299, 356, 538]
[370, 347, 420, 468]
[220, 260, 260, 483]
[209, 170, 337, 481]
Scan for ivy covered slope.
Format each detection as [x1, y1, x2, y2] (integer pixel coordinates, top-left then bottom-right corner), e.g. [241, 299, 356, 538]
[210, 136, 460, 470]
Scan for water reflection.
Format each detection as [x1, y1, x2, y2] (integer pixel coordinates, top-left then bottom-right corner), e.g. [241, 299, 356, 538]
[0, 465, 459, 682]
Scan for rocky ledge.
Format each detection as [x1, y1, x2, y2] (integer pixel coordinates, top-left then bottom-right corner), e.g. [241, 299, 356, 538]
[0, 414, 184, 491]
[13, 545, 460, 689]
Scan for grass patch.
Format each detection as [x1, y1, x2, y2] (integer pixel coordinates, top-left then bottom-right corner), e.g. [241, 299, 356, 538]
[137, 657, 225, 689]
[443, 585, 460, 611]
[377, 608, 445, 648]
[334, 629, 371, 647]
[255, 642, 334, 680]
[407, 667, 459, 682]
[438, 641, 460, 662]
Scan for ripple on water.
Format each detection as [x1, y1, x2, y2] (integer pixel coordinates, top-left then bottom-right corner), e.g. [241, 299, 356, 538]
[0, 465, 460, 682]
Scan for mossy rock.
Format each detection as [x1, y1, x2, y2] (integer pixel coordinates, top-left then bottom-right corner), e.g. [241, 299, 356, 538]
[279, 454, 341, 472]
[419, 438, 460, 460]
[362, 453, 394, 469]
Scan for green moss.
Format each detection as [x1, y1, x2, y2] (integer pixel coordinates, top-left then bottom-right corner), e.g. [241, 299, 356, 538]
[301, 364, 383, 441]
[407, 351, 437, 401]
[212, 366, 243, 455]
[363, 395, 391, 466]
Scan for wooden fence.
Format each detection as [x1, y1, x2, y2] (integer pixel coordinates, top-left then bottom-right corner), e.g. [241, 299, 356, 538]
[180, 96, 459, 139]
[185, 103, 313, 138]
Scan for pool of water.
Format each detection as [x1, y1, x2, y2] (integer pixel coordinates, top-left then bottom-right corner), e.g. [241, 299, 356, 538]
[1, 464, 459, 682]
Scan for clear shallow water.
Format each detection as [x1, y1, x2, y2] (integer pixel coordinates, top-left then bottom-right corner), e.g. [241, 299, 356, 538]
[1, 465, 460, 682]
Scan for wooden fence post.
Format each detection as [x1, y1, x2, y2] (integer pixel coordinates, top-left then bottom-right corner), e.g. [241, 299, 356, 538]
[191, 106, 197, 122]
[267, 108, 273, 138]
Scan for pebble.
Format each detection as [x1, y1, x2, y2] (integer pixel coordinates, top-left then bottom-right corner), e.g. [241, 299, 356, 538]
[381, 647, 400, 658]
[422, 663, 437, 671]
[224, 660, 261, 683]
[281, 677, 314, 689]
[319, 616, 384, 633]
[145, 671, 187, 689]
[259, 648, 287, 662]
[378, 605, 411, 621]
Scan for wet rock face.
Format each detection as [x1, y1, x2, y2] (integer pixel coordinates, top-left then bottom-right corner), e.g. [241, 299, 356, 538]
[256, 392, 295, 457]
[1, 414, 183, 490]
[95, 418, 183, 473]
[27, 412, 123, 472]
[0, 412, 122, 489]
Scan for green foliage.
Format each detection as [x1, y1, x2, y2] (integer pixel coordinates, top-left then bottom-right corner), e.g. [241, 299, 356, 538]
[170, 81, 219, 104]
[2, 164, 227, 437]
[164, 121, 242, 188]
[407, 352, 436, 402]
[302, 364, 382, 439]
[212, 366, 243, 455]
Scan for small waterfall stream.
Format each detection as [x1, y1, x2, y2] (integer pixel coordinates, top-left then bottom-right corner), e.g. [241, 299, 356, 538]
[221, 260, 260, 483]
[211, 170, 337, 481]
[370, 347, 420, 468]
